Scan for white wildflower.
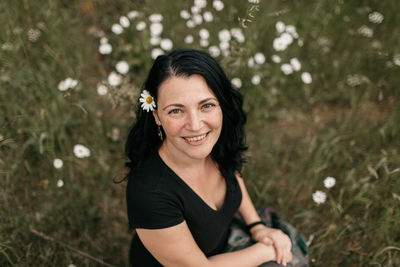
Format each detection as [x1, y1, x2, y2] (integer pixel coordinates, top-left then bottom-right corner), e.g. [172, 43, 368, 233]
[57, 179, 64, 188]
[368, 11, 384, 24]
[136, 21, 146, 31]
[73, 144, 91, 158]
[100, 37, 108, 44]
[191, 5, 201, 14]
[203, 11, 214, 22]
[251, 75, 261, 85]
[150, 36, 161, 46]
[254, 52, 266, 64]
[127, 10, 139, 19]
[200, 39, 209, 47]
[119, 16, 130, 28]
[248, 57, 255, 68]
[160, 38, 173, 51]
[290, 58, 301, 71]
[298, 38, 304, 47]
[281, 63, 293, 75]
[57, 80, 69, 91]
[280, 32, 293, 45]
[301, 72, 312, 84]
[199, 28, 210, 39]
[231, 28, 245, 43]
[150, 23, 163, 36]
[149, 14, 163, 23]
[151, 48, 164, 59]
[312, 190, 327, 204]
[218, 29, 231, 42]
[116, 60, 129, 75]
[358, 25, 373, 38]
[285, 25, 297, 35]
[208, 46, 220, 57]
[186, 20, 195, 28]
[248, 0, 260, 3]
[97, 84, 108, 96]
[271, 55, 281, 63]
[231, 78, 242, 89]
[53, 158, 63, 169]
[273, 37, 288, 51]
[184, 35, 194, 44]
[275, 21, 285, 33]
[195, 0, 207, 8]
[180, 10, 191, 19]
[108, 72, 122, 87]
[111, 24, 123, 35]
[393, 54, 400, 66]
[1, 43, 13, 51]
[99, 43, 112, 54]
[323, 177, 336, 189]
[213, 0, 224, 11]
[27, 28, 41, 42]
[193, 14, 203, 25]
[219, 41, 229, 51]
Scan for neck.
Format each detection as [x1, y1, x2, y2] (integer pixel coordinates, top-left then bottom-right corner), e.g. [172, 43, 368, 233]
[158, 141, 209, 171]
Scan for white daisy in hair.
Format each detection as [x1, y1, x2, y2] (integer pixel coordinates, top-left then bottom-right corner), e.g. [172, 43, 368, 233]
[312, 190, 326, 204]
[140, 90, 156, 112]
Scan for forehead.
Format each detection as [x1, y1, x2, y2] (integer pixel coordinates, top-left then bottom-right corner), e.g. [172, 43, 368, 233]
[157, 74, 217, 104]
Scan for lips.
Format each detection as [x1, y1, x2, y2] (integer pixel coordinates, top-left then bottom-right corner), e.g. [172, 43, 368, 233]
[183, 132, 209, 144]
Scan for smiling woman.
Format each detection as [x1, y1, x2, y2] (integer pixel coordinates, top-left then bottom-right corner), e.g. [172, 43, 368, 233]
[124, 49, 306, 266]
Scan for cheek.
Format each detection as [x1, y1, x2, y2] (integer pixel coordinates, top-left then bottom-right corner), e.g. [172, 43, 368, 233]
[162, 118, 183, 136]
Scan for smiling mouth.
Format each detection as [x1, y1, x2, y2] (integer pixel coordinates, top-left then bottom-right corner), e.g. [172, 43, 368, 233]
[183, 132, 208, 142]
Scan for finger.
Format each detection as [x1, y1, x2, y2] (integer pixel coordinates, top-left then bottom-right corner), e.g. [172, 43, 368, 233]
[274, 245, 282, 265]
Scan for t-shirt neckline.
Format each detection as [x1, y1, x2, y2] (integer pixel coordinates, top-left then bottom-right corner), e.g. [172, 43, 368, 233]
[155, 150, 229, 213]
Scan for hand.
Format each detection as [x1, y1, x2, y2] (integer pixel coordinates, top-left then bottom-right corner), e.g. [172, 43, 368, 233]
[250, 225, 292, 266]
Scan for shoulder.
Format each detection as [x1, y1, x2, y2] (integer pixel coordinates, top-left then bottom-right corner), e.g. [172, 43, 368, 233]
[126, 150, 184, 229]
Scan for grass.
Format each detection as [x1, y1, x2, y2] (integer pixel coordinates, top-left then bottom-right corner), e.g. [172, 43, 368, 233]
[1, 0, 399, 266]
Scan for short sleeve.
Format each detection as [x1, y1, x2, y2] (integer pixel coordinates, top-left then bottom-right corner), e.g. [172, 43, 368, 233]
[126, 180, 184, 230]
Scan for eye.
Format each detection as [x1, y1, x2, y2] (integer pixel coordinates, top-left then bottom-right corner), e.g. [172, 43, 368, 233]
[168, 109, 181, 114]
[202, 103, 215, 109]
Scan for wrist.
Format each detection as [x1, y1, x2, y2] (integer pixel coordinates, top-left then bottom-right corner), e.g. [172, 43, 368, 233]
[246, 220, 265, 233]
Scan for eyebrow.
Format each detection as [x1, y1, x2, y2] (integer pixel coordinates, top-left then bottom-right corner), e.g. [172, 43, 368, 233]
[162, 97, 217, 111]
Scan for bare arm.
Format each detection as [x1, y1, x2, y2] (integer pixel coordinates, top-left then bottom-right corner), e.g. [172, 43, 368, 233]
[235, 172, 292, 266]
[136, 221, 276, 267]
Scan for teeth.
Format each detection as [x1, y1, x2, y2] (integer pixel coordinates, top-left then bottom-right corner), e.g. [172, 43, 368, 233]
[186, 134, 206, 142]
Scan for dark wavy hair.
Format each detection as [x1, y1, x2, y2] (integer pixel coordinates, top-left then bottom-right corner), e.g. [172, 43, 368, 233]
[125, 49, 247, 180]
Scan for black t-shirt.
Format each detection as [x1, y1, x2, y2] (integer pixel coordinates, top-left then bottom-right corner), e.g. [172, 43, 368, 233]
[126, 149, 242, 266]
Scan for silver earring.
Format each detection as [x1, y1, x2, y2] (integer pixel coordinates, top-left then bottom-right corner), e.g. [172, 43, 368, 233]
[158, 125, 163, 141]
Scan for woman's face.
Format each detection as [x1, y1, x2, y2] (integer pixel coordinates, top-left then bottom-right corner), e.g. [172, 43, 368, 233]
[153, 74, 223, 161]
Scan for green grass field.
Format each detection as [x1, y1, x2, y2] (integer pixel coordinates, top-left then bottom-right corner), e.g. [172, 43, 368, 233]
[1, 0, 399, 266]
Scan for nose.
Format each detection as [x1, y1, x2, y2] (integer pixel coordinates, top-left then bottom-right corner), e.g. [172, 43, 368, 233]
[186, 110, 203, 131]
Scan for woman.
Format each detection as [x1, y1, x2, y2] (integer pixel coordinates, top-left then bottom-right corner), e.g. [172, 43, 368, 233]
[125, 49, 296, 266]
